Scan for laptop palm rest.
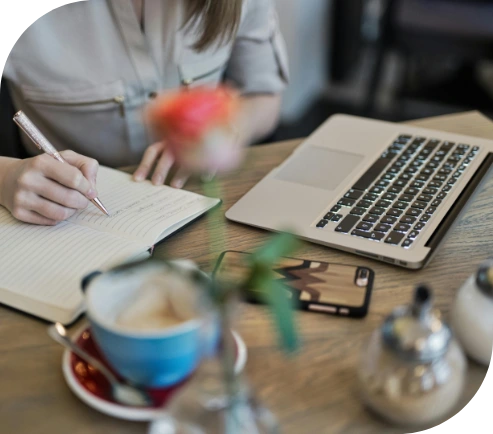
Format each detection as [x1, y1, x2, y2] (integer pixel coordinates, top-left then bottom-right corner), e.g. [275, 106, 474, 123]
[275, 147, 364, 191]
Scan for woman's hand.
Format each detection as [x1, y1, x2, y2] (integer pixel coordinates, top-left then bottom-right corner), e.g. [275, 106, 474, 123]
[133, 141, 191, 188]
[0, 151, 99, 225]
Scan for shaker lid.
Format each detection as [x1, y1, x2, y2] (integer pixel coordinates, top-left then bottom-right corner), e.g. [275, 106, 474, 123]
[381, 285, 452, 362]
[476, 260, 493, 297]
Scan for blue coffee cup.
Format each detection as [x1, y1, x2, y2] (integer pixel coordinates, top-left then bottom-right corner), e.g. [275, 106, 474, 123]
[83, 260, 218, 388]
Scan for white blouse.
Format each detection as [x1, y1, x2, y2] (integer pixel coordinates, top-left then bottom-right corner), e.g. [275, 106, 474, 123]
[4, 0, 289, 167]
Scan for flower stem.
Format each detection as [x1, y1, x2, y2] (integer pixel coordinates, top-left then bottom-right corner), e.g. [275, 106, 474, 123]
[203, 177, 240, 429]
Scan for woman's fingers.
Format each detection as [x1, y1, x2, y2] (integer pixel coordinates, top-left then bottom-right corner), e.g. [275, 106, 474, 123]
[12, 209, 58, 226]
[12, 190, 76, 223]
[170, 167, 191, 189]
[60, 150, 100, 188]
[34, 155, 96, 199]
[134, 142, 164, 182]
[30, 175, 89, 210]
[151, 150, 175, 185]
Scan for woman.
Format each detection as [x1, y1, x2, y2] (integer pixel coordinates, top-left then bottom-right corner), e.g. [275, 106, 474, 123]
[0, 0, 288, 225]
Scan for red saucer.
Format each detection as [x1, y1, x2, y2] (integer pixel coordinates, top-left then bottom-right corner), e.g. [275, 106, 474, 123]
[62, 326, 247, 421]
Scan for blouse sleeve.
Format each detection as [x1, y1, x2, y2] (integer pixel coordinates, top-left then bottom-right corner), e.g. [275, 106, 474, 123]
[224, 0, 289, 95]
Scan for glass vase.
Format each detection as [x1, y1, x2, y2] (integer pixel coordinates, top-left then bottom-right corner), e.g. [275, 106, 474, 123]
[148, 303, 280, 434]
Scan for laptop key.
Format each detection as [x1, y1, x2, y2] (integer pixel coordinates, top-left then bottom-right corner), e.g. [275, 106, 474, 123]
[324, 212, 334, 220]
[422, 188, 437, 196]
[406, 208, 422, 217]
[382, 192, 397, 201]
[363, 193, 378, 202]
[404, 187, 419, 196]
[356, 222, 374, 231]
[395, 223, 411, 233]
[376, 179, 390, 187]
[414, 222, 426, 231]
[331, 214, 343, 222]
[385, 231, 405, 245]
[363, 214, 379, 223]
[370, 186, 385, 194]
[425, 207, 437, 215]
[352, 157, 393, 191]
[420, 214, 431, 222]
[374, 223, 391, 233]
[400, 216, 416, 224]
[317, 220, 329, 228]
[388, 186, 402, 194]
[431, 199, 442, 207]
[331, 205, 342, 213]
[393, 201, 408, 210]
[410, 181, 425, 188]
[369, 207, 386, 216]
[350, 207, 366, 216]
[380, 215, 397, 225]
[375, 200, 391, 208]
[398, 194, 414, 202]
[357, 200, 373, 209]
[369, 231, 385, 241]
[417, 194, 433, 202]
[408, 230, 419, 239]
[387, 208, 403, 217]
[351, 229, 373, 239]
[338, 198, 356, 207]
[345, 189, 364, 200]
[437, 192, 447, 200]
[441, 141, 455, 151]
[335, 215, 360, 233]
[447, 178, 457, 185]
[428, 180, 442, 188]
[393, 180, 409, 189]
[442, 185, 452, 192]
[383, 172, 396, 180]
[402, 239, 413, 249]
[411, 201, 426, 210]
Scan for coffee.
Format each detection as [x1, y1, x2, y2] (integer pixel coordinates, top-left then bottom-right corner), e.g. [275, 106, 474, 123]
[115, 273, 198, 331]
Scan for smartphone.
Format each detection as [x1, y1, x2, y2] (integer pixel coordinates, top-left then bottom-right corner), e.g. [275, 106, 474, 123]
[213, 251, 374, 318]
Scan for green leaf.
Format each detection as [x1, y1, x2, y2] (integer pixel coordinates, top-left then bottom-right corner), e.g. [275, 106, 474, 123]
[250, 232, 300, 266]
[245, 232, 300, 352]
[258, 279, 299, 353]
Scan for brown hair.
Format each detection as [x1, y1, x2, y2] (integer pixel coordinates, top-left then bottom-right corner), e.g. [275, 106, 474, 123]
[186, 0, 243, 51]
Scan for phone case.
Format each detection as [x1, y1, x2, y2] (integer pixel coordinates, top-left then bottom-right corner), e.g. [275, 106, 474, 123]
[213, 251, 374, 318]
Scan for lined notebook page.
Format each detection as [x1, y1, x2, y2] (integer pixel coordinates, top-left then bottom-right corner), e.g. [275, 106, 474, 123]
[70, 167, 219, 245]
[0, 208, 146, 315]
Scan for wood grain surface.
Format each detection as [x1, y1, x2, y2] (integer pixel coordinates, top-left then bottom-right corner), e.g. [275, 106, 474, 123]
[1, 112, 491, 434]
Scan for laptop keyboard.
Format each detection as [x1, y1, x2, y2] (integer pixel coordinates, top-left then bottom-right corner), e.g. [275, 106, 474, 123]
[316, 135, 480, 248]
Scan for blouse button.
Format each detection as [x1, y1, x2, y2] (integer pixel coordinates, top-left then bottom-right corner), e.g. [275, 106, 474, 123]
[148, 91, 158, 99]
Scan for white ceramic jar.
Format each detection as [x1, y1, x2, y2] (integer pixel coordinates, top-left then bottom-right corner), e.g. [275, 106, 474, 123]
[451, 261, 493, 366]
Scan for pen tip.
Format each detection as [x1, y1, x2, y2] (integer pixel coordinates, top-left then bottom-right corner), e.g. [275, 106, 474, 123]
[91, 197, 111, 216]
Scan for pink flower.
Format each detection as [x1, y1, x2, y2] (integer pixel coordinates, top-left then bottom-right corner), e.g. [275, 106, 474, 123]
[147, 87, 244, 173]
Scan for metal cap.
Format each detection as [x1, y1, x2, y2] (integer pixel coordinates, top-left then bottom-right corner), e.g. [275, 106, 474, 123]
[476, 260, 493, 297]
[382, 285, 452, 362]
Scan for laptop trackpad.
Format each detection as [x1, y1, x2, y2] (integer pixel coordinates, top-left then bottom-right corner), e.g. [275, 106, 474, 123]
[275, 147, 364, 191]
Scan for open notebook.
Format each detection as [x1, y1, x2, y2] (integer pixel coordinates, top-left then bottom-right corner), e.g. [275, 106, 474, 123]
[0, 166, 220, 324]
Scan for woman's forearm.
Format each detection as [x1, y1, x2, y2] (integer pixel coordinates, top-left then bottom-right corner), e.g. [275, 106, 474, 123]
[238, 94, 282, 145]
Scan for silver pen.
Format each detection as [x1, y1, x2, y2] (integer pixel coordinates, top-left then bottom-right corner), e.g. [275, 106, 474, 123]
[13, 111, 110, 216]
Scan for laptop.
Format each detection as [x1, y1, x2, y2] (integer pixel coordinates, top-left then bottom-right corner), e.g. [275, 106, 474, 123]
[226, 114, 493, 269]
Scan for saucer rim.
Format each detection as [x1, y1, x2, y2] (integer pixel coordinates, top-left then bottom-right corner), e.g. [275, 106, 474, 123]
[62, 324, 247, 421]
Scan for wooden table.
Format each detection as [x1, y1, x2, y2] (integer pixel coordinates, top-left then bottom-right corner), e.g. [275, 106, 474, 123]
[1, 111, 491, 434]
